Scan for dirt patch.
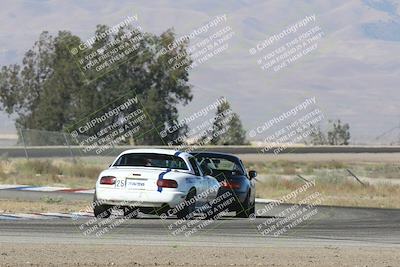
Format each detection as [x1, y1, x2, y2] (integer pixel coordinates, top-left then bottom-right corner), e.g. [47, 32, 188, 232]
[0, 199, 89, 213]
[0, 243, 398, 266]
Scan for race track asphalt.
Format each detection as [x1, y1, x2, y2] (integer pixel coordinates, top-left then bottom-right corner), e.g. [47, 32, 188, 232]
[0, 189, 399, 248]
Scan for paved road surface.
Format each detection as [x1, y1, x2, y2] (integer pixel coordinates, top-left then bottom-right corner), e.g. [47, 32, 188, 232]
[1, 201, 399, 248]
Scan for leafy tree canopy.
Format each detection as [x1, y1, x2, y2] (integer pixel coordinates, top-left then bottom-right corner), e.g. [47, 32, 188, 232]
[309, 119, 351, 145]
[208, 99, 248, 145]
[0, 25, 193, 145]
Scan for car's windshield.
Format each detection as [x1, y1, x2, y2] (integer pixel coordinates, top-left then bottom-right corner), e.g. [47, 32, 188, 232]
[113, 153, 188, 170]
[194, 155, 244, 175]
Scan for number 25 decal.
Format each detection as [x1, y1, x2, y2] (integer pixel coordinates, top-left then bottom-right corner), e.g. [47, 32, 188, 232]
[116, 180, 125, 188]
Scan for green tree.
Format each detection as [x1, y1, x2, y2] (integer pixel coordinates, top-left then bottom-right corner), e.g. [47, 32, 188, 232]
[0, 26, 193, 145]
[209, 99, 248, 145]
[309, 119, 351, 145]
[327, 119, 350, 145]
[309, 124, 327, 145]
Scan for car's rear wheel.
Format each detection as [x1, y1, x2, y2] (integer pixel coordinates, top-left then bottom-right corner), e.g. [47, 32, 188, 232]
[177, 188, 196, 220]
[235, 191, 254, 218]
[93, 203, 112, 218]
[93, 193, 112, 218]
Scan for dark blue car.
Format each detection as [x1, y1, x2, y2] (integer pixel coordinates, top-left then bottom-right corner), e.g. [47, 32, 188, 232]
[190, 152, 257, 218]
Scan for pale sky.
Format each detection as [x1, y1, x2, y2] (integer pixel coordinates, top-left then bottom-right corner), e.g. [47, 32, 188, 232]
[1, 0, 400, 144]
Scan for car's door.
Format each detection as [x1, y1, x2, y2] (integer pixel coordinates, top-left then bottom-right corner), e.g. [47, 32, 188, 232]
[240, 159, 256, 203]
[191, 157, 219, 203]
[188, 157, 208, 206]
[204, 175, 219, 203]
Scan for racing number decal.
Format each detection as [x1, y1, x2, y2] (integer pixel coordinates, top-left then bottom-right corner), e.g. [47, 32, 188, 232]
[115, 179, 126, 188]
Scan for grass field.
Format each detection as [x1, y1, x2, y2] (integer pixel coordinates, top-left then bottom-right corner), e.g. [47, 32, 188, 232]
[0, 157, 106, 188]
[1, 156, 399, 209]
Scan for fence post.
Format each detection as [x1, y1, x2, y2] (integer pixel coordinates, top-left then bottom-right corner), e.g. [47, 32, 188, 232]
[297, 174, 310, 183]
[346, 169, 366, 186]
[63, 132, 76, 163]
[19, 128, 29, 160]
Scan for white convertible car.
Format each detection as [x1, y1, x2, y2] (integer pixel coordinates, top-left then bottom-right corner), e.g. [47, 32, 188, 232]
[94, 149, 221, 219]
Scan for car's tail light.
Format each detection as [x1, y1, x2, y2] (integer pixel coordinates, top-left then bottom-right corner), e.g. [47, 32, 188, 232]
[157, 179, 178, 188]
[100, 176, 116, 185]
[221, 180, 241, 189]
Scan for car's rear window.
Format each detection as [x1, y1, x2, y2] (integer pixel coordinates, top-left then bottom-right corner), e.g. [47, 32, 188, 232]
[113, 153, 188, 170]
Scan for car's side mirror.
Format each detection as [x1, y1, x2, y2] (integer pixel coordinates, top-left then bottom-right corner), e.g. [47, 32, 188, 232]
[248, 170, 257, 179]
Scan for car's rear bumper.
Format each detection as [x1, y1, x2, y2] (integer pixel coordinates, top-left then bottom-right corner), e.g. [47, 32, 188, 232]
[95, 188, 187, 208]
[216, 188, 248, 211]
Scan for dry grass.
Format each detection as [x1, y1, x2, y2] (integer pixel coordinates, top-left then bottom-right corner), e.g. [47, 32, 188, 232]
[244, 159, 400, 209]
[0, 157, 399, 209]
[256, 176, 400, 209]
[0, 158, 105, 188]
[244, 160, 400, 177]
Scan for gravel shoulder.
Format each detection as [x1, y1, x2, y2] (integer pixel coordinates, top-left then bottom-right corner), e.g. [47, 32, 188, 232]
[0, 243, 399, 267]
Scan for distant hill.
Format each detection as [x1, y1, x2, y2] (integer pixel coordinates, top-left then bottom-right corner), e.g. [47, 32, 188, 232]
[0, 0, 399, 144]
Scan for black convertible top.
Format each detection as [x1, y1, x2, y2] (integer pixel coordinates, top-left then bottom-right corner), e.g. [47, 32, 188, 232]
[189, 151, 240, 162]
